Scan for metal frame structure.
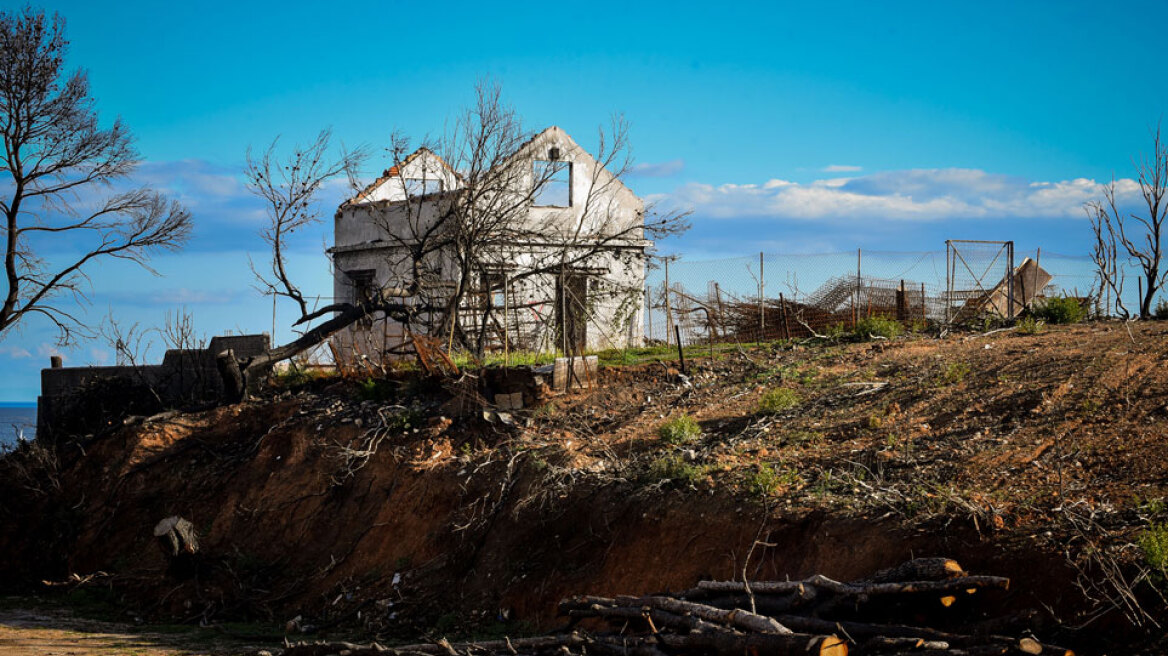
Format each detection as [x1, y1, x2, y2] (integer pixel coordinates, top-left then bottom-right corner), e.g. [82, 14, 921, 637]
[945, 240, 1015, 325]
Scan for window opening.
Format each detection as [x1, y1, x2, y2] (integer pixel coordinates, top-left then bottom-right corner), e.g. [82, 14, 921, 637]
[533, 160, 571, 207]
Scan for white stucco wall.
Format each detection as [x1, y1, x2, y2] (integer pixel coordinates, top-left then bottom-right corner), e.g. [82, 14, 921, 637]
[329, 127, 649, 356]
[352, 150, 462, 204]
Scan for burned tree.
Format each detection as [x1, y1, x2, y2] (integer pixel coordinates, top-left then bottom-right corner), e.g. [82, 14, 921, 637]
[1087, 124, 1168, 319]
[0, 9, 191, 344]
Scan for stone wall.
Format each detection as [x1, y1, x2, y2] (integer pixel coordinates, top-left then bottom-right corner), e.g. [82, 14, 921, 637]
[37, 334, 270, 440]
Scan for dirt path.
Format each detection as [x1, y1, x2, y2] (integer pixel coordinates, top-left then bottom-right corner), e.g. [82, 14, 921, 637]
[0, 606, 262, 656]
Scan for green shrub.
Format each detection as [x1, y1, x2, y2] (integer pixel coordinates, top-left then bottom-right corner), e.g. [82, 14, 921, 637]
[1140, 523, 1168, 581]
[1015, 316, 1044, 335]
[1154, 299, 1168, 320]
[854, 315, 903, 339]
[1032, 296, 1086, 324]
[658, 415, 702, 444]
[941, 362, 970, 385]
[747, 464, 801, 497]
[648, 454, 706, 485]
[757, 388, 800, 414]
[824, 323, 848, 340]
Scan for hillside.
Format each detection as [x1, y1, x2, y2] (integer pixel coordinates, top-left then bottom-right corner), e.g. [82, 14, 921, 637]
[2, 322, 1168, 653]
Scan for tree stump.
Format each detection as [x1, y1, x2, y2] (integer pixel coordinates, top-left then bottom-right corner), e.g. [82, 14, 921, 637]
[215, 349, 246, 403]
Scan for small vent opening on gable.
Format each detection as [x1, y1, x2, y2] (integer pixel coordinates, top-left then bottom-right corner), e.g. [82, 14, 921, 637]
[548, 147, 561, 161]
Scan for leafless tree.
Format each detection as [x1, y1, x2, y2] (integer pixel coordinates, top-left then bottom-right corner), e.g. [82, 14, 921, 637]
[1086, 180, 1130, 319]
[1087, 125, 1168, 319]
[366, 81, 689, 357]
[223, 130, 417, 399]
[245, 129, 366, 318]
[0, 9, 191, 344]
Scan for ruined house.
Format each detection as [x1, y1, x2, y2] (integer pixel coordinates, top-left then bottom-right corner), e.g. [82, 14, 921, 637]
[329, 127, 649, 358]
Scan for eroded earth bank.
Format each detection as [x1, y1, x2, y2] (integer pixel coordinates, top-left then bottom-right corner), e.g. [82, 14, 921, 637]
[4, 323, 1168, 654]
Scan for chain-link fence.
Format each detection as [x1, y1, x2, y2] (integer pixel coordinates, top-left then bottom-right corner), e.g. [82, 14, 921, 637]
[645, 247, 1099, 346]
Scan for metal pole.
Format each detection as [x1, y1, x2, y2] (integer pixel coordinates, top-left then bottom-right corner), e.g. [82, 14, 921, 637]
[1007, 241, 1015, 320]
[1035, 247, 1043, 306]
[945, 241, 952, 326]
[675, 325, 686, 374]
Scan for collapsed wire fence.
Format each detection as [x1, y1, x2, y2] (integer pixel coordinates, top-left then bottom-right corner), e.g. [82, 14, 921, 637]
[645, 247, 1098, 348]
[294, 246, 1099, 371]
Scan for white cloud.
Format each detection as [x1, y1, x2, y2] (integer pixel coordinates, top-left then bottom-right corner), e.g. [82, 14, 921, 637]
[661, 168, 1140, 222]
[629, 159, 685, 178]
[823, 164, 862, 173]
[0, 345, 32, 359]
[35, 342, 63, 361]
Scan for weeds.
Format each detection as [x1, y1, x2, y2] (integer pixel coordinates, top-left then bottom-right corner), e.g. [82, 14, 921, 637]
[358, 377, 395, 402]
[1015, 316, 1044, 335]
[747, 464, 801, 497]
[940, 362, 971, 385]
[658, 415, 702, 444]
[271, 366, 336, 389]
[757, 388, 800, 414]
[647, 454, 707, 485]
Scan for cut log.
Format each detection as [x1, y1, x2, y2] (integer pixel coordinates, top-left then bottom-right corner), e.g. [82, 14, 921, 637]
[697, 574, 1009, 598]
[615, 595, 794, 635]
[657, 630, 848, 656]
[858, 558, 966, 583]
[215, 349, 246, 403]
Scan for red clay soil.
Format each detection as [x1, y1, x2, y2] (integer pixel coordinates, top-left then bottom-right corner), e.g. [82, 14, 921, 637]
[2, 322, 1168, 652]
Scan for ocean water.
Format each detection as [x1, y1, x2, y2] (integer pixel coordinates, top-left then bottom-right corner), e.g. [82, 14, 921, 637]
[0, 404, 37, 449]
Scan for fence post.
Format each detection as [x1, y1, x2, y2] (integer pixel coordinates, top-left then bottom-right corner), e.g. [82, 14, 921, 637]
[854, 248, 861, 328]
[714, 282, 724, 335]
[645, 284, 653, 344]
[674, 325, 686, 375]
[896, 279, 906, 321]
[779, 292, 791, 340]
[663, 258, 673, 346]
[759, 251, 765, 341]
[920, 282, 926, 325]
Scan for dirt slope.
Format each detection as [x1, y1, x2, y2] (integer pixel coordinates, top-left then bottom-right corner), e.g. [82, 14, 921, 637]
[2, 322, 1168, 652]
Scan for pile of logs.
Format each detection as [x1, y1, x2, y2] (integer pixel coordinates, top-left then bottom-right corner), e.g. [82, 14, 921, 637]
[278, 558, 1073, 656]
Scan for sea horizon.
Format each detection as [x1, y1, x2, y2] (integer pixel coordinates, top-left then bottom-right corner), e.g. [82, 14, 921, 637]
[0, 403, 36, 448]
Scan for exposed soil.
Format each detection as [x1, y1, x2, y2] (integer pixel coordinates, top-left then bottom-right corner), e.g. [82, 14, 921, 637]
[3, 322, 1168, 654]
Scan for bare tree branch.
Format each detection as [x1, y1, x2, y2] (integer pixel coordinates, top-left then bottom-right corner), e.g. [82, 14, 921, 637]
[0, 8, 191, 344]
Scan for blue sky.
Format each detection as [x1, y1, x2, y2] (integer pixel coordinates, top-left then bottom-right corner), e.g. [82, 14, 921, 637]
[2, 0, 1168, 400]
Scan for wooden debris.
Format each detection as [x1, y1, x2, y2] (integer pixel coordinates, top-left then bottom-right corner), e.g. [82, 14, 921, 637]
[280, 559, 1073, 656]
